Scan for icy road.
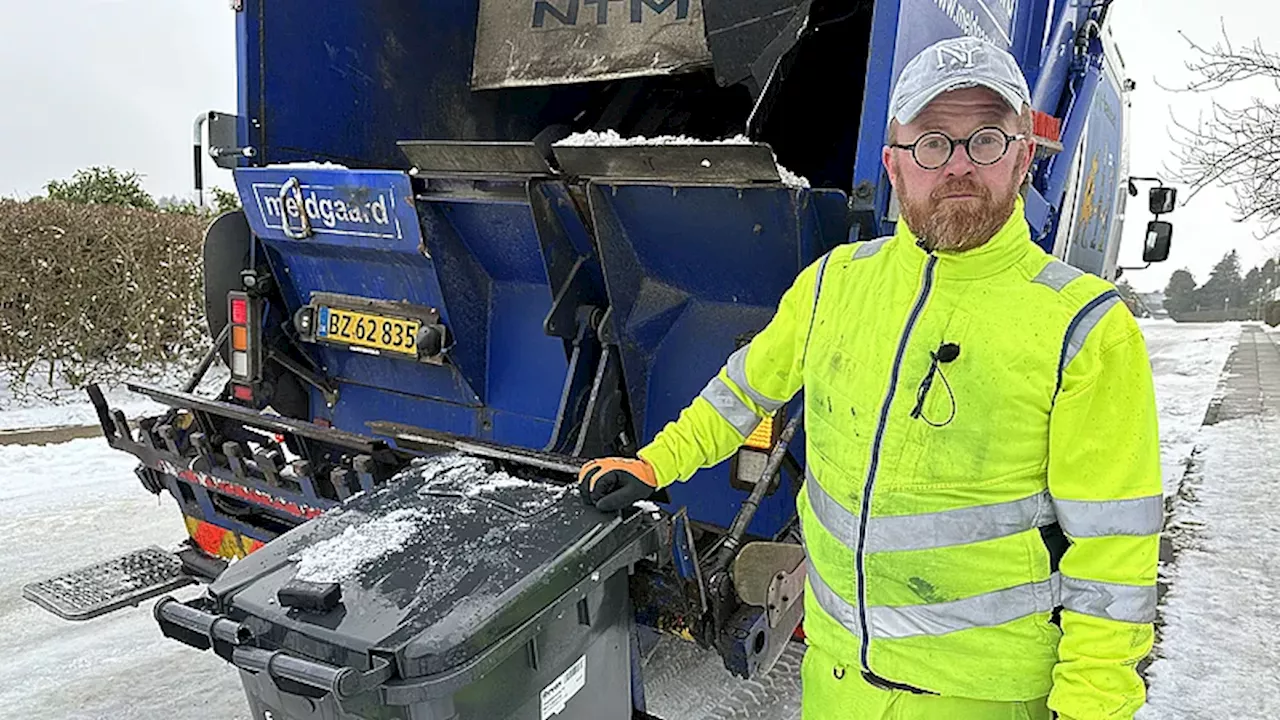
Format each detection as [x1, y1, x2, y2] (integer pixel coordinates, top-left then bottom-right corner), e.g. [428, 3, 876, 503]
[0, 320, 1270, 719]
[0, 436, 250, 718]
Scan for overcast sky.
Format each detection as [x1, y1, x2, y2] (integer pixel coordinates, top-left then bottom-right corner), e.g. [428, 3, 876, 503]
[1, 1, 1276, 293]
[0, 1, 237, 200]
[1107, 0, 1280, 291]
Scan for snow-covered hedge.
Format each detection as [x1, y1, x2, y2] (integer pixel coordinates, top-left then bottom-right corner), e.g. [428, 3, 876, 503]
[0, 199, 208, 390]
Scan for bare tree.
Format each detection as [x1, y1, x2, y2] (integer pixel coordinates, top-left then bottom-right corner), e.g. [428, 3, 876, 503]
[1166, 25, 1280, 238]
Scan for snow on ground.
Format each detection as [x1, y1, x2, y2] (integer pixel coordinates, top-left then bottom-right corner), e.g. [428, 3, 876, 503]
[1137, 326, 1280, 718]
[0, 437, 249, 719]
[0, 361, 228, 432]
[1138, 414, 1280, 718]
[1138, 320, 1241, 496]
[0, 380, 166, 432]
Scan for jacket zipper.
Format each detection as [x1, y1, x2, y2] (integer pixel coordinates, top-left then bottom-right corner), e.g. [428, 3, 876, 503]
[854, 253, 938, 691]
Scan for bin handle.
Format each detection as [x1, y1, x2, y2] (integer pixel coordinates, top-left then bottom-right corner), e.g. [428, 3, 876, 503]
[154, 596, 253, 647]
[232, 646, 394, 699]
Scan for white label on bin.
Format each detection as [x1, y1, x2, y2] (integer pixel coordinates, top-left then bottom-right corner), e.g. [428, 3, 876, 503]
[540, 654, 587, 719]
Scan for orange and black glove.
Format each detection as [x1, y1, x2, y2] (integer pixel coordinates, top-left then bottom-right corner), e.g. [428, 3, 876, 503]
[578, 457, 658, 512]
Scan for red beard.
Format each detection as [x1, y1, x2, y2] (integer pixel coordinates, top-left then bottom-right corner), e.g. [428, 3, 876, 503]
[896, 160, 1022, 252]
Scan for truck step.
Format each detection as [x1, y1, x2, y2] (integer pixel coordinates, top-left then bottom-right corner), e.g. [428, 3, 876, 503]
[22, 546, 195, 621]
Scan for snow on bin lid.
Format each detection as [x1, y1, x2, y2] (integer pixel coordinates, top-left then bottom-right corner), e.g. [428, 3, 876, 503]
[553, 130, 811, 188]
[209, 453, 653, 679]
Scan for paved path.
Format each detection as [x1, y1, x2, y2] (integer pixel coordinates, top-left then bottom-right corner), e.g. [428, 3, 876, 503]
[0, 422, 111, 446]
[1141, 325, 1280, 718]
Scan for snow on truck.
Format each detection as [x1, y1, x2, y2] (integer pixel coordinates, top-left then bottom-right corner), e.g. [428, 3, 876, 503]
[24, 1, 1178, 718]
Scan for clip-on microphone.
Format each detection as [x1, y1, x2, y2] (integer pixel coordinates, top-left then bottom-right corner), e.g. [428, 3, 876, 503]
[911, 342, 960, 423]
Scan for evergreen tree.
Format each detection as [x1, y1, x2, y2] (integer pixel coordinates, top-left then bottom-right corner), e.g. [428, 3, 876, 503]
[1195, 250, 1243, 311]
[1243, 266, 1265, 317]
[1164, 269, 1199, 315]
[1263, 257, 1280, 299]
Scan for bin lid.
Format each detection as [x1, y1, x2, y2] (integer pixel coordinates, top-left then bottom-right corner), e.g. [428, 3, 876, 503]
[209, 452, 653, 679]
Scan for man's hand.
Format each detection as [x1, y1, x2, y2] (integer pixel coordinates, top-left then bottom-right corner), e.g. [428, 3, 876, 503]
[578, 457, 659, 512]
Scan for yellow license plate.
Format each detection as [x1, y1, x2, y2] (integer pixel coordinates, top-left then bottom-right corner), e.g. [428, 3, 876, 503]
[316, 306, 421, 356]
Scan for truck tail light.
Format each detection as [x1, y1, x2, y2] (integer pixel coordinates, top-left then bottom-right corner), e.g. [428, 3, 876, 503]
[232, 351, 249, 377]
[226, 291, 261, 396]
[230, 297, 248, 325]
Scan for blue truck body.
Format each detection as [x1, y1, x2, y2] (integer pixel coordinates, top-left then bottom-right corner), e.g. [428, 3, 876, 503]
[197, 0, 1145, 542]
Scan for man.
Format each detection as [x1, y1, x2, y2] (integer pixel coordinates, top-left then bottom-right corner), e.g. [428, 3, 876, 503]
[579, 36, 1162, 720]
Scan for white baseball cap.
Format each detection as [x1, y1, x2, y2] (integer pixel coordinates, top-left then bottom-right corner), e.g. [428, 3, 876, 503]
[889, 36, 1032, 126]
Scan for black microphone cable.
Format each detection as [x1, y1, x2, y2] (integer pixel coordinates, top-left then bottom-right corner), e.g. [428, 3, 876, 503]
[910, 342, 959, 427]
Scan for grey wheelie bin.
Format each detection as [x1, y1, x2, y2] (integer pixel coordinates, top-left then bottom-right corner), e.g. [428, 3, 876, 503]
[154, 455, 661, 719]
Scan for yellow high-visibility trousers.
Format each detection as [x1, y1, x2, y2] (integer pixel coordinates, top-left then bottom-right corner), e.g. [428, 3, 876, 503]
[801, 644, 1053, 720]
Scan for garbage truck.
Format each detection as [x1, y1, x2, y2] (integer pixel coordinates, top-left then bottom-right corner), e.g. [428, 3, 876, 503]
[23, 0, 1179, 717]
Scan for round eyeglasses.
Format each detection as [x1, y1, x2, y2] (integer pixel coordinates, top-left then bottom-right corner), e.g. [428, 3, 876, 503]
[889, 127, 1026, 170]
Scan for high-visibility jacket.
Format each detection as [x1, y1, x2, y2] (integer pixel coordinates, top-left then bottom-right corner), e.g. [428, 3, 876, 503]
[637, 196, 1163, 719]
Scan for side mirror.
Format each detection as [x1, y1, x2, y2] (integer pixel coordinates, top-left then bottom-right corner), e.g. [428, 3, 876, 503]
[1143, 220, 1173, 263]
[1149, 187, 1177, 215]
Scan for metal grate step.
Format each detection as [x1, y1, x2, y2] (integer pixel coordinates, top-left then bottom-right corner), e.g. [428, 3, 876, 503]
[22, 546, 195, 621]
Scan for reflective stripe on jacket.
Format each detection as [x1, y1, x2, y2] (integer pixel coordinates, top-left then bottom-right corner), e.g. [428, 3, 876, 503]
[637, 196, 1162, 719]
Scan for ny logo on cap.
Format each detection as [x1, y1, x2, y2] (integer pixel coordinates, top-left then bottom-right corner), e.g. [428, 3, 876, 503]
[936, 43, 981, 71]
